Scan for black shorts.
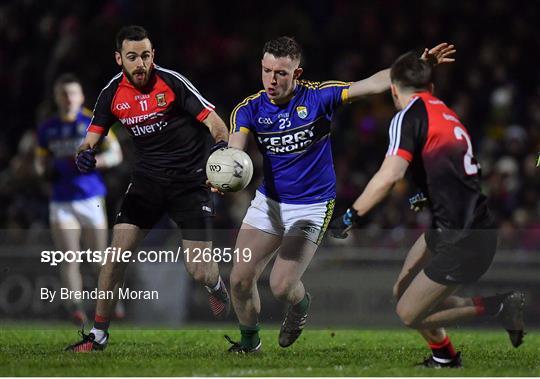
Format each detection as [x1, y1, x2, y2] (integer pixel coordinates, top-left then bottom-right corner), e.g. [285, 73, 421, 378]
[115, 173, 213, 241]
[424, 227, 498, 285]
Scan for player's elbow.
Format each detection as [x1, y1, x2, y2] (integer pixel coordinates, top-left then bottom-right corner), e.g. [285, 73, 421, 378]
[377, 170, 401, 190]
[382, 164, 406, 185]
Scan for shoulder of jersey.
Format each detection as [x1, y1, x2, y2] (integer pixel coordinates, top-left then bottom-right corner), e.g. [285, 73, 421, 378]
[393, 96, 424, 120]
[234, 90, 265, 110]
[37, 115, 61, 131]
[106, 72, 123, 85]
[81, 107, 93, 118]
[229, 90, 265, 133]
[97, 72, 123, 94]
[153, 64, 177, 80]
[153, 64, 194, 87]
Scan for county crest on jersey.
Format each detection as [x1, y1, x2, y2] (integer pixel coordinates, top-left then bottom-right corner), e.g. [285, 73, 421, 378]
[230, 80, 350, 204]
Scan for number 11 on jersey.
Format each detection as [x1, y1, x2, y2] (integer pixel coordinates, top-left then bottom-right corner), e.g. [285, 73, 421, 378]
[139, 99, 148, 111]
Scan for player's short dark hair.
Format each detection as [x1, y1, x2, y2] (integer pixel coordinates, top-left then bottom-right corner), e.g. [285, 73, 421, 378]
[115, 25, 151, 51]
[390, 52, 433, 91]
[262, 36, 302, 63]
[54, 73, 81, 88]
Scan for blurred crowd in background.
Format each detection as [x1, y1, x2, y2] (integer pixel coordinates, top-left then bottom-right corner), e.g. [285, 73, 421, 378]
[1, 0, 539, 250]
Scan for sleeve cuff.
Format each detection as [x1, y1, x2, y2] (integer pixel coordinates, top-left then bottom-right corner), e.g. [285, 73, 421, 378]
[196, 107, 213, 122]
[341, 88, 350, 103]
[87, 124, 105, 135]
[396, 148, 413, 162]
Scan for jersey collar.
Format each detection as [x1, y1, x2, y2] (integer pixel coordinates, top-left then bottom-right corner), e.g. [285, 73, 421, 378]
[60, 108, 82, 122]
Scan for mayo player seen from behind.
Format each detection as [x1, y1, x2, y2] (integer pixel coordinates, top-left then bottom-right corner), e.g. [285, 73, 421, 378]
[35, 74, 123, 325]
[222, 37, 456, 353]
[66, 25, 231, 352]
[329, 52, 525, 368]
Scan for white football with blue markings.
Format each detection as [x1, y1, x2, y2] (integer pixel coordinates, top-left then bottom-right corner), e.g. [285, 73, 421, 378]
[206, 147, 253, 192]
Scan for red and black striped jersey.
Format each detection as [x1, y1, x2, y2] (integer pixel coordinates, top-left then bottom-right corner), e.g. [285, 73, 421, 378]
[88, 64, 215, 181]
[386, 91, 491, 231]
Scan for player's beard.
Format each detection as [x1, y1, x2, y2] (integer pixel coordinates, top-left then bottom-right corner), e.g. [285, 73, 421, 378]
[123, 65, 152, 89]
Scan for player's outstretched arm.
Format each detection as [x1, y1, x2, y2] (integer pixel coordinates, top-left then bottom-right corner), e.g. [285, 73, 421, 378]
[203, 111, 229, 146]
[352, 155, 409, 216]
[347, 43, 456, 102]
[329, 156, 409, 239]
[347, 68, 391, 101]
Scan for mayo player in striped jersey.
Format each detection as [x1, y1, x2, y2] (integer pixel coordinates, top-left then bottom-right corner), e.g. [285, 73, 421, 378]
[222, 37, 456, 353]
[66, 25, 231, 352]
[330, 52, 524, 367]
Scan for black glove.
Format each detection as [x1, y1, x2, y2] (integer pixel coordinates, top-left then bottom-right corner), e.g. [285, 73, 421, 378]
[408, 192, 429, 212]
[210, 140, 228, 154]
[328, 208, 361, 239]
[75, 148, 97, 173]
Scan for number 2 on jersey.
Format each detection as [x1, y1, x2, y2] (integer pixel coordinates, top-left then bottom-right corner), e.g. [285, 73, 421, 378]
[453, 126, 479, 175]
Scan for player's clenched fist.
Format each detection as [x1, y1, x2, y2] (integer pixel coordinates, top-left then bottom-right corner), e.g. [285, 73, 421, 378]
[75, 148, 97, 173]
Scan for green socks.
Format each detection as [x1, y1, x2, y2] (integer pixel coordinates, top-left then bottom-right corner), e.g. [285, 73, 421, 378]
[240, 323, 260, 348]
[292, 293, 310, 314]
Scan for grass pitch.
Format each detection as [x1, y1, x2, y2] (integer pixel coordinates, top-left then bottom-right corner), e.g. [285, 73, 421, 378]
[0, 326, 538, 376]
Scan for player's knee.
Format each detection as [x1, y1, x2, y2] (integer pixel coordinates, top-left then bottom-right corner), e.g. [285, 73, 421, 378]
[395, 302, 420, 329]
[230, 271, 255, 296]
[188, 267, 207, 284]
[269, 279, 292, 301]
